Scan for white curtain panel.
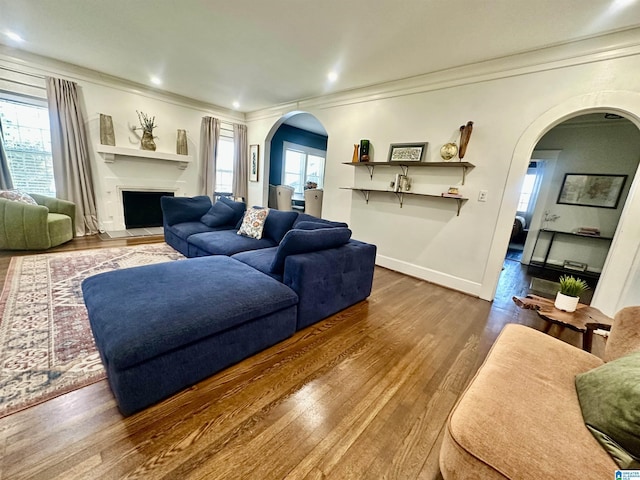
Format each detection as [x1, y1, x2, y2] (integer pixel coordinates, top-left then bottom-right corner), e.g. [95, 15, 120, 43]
[232, 123, 248, 201]
[45, 77, 98, 236]
[0, 118, 14, 190]
[199, 116, 220, 198]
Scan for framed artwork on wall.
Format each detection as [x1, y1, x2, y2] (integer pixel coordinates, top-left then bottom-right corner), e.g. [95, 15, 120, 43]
[557, 173, 628, 209]
[387, 142, 428, 162]
[249, 144, 259, 182]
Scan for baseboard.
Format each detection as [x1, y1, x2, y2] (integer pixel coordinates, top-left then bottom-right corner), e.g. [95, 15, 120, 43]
[375, 254, 482, 298]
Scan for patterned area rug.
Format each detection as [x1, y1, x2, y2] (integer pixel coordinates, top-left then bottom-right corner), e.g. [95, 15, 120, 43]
[0, 243, 184, 418]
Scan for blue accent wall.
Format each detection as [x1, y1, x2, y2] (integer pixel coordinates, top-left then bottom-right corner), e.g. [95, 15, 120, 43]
[269, 125, 328, 185]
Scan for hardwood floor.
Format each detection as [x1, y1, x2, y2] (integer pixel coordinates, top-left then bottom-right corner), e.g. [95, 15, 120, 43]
[0, 239, 594, 479]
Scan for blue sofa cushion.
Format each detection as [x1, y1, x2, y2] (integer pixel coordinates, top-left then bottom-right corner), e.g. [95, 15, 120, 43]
[294, 221, 338, 230]
[161, 195, 211, 226]
[166, 221, 229, 240]
[262, 209, 299, 243]
[292, 213, 348, 229]
[218, 196, 246, 227]
[188, 230, 277, 256]
[270, 227, 352, 274]
[232, 247, 282, 281]
[82, 255, 298, 371]
[200, 200, 236, 227]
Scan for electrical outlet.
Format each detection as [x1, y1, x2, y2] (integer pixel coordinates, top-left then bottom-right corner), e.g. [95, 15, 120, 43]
[478, 190, 488, 202]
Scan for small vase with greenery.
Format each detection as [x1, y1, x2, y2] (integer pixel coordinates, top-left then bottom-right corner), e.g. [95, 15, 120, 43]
[554, 275, 589, 312]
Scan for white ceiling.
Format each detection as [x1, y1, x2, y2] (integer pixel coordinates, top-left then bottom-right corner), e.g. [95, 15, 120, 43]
[1, 0, 640, 113]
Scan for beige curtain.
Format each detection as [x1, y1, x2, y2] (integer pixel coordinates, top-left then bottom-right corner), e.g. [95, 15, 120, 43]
[0, 118, 14, 190]
[232, 123, 248, 201]
[199, 116, 220, 198]
[45, 77, 98, 236]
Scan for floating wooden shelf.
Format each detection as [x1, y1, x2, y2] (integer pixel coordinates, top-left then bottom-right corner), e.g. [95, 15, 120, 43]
[343, 161, 474, 184]
[96, 145, 192, 169]
[340, 187, 467, 215]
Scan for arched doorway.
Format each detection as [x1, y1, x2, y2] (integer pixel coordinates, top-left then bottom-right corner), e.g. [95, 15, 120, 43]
[498, 113, 640, 305]
[482, 91, 640, 317]
[262, 111, 328, 210]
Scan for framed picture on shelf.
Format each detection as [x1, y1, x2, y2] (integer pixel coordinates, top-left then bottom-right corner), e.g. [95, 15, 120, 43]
[387, 142, 428, 163]
[249, 144, 259, 182]
[557, 173, 627, 209]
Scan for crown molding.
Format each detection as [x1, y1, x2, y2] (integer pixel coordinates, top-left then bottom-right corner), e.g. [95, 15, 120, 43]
[246, 27, 640, 122]
[0, 44, 245, 124]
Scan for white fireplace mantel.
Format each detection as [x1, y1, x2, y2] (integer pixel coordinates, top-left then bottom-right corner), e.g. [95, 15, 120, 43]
[96, 145, 192, 169]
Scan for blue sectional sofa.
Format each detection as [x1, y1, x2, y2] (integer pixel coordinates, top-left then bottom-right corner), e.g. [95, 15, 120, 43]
[82, 195, 376, 415]
[162, 195, 376, 330]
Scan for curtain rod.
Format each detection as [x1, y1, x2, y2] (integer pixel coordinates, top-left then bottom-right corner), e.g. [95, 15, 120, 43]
[0, 66, 46, 80]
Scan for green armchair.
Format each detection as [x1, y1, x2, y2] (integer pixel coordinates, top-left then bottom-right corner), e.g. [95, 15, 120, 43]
[0, 193, 76, 250]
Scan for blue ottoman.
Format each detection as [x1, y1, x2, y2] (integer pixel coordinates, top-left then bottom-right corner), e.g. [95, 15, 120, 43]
[82, 255, 298, 416]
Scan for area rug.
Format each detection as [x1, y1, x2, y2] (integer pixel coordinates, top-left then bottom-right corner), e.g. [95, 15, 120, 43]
[0, 243, 184, 418]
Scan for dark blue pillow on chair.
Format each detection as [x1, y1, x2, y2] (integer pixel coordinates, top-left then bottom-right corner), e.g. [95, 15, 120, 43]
[270, 227, 352, 274]
[200, 200, 235, 227]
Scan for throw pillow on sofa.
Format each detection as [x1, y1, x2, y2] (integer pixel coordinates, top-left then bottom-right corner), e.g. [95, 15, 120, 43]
[218, 196, 247, 228]
[575, 351, 640, 469]
[200, 200, 235, 227]
[270, 227, 352, 274]
[0, 189, 38, 205]
[238, 207, 269, 239]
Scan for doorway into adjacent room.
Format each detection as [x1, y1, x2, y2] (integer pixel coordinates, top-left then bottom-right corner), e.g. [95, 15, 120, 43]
[263, 112, 328, 212]
[497, 112, 640, 305]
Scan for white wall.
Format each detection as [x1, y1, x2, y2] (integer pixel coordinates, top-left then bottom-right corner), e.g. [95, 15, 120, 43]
[246, 29, 640, 314]
[0, 45, 243, 231]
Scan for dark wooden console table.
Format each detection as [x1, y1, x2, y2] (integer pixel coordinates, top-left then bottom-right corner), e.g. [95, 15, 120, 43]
[512, 294, 613, 351]
[529, 229, 613, 280]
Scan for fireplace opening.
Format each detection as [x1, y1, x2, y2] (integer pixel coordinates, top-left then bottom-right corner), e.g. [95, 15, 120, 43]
[122, 191, 174, 228]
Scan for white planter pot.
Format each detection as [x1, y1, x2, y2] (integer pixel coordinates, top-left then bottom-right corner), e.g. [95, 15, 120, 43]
[554, 292, 579, 312]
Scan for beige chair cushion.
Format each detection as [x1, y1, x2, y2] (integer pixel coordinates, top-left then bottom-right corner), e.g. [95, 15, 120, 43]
[605, 306, 640, 362]
[441, 324, 616, 479]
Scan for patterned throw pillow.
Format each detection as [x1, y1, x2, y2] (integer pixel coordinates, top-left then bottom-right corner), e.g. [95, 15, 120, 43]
[237, 207, 269, 239]
[0, 190, 38, 205]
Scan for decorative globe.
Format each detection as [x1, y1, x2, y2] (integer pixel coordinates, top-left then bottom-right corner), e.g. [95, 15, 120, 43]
[440, 142, 458, 161]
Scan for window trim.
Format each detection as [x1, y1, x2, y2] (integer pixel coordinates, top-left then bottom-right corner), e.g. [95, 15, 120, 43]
[281, 141, 326, 194]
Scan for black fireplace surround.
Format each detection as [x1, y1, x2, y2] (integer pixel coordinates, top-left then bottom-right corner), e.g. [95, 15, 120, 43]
[122, 191, 174, 228]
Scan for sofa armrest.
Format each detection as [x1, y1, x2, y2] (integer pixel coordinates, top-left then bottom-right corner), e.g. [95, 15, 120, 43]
[161, 195, 212, 226]
[283, 240, 376, 330]
[604, 306, 640, 362]
[30, 194, 76, 235]
[0, 197, 51, 249]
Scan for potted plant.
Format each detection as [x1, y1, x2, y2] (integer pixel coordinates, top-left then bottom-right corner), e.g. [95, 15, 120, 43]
[554, 275, 589, 312]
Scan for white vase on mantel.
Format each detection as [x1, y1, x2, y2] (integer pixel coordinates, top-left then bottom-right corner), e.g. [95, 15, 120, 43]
[554, 292, 579, 312]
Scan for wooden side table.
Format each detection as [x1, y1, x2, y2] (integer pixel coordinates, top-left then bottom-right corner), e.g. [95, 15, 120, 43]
[512, 294, 613, 351]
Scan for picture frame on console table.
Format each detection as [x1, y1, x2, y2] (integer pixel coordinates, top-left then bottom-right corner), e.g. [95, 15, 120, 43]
[387, 142, 428, 162]
[249, 144, 259, 182]
[557, 173, 627, 209]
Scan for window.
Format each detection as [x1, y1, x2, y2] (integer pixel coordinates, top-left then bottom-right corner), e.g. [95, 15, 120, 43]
[215, 124, 234, 195]
[0, 98, 55, 196]
[282, 142, 325, 195]
[517, 172, 537, 212]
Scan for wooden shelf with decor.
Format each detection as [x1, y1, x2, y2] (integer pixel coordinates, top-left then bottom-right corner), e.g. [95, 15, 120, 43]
[340, 187, 467, 215]
[343, 161, 474, 184]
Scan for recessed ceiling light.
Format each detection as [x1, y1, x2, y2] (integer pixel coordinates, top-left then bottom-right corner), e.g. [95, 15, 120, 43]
[150, 76, 162, 86]
[6, 31, 24, 43]
[232, 101, 240, 109]
[328, 71, 338, 82]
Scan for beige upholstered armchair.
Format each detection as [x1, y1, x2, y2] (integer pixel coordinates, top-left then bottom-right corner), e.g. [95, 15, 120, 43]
[0, 193, 76, 250]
